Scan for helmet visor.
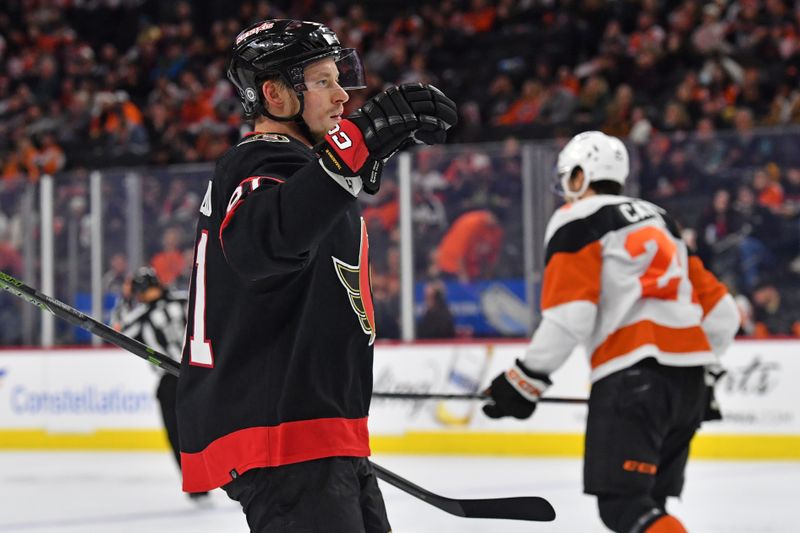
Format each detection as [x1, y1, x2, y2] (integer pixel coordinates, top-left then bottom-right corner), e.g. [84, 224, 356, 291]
[291, 48, 366, 92]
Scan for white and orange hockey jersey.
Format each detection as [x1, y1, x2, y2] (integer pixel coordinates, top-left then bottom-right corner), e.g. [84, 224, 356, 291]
[521, 194, 740, 383]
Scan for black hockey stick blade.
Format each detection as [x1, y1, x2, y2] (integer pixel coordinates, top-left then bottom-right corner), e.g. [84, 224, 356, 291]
[371, 462, 556, 522]
[373, 391, 587, 404]
[0, 270, 181, 377]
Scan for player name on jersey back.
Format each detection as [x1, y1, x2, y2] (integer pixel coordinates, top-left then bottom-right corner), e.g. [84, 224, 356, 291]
[542, 195, 716, 382]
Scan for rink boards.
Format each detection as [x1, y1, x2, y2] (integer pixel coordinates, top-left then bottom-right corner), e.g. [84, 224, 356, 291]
[0, 340, 798, 459]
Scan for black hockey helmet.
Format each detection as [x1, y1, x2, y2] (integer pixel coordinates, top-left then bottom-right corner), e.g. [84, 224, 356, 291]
[227, 19, 366, 120]
[131, 267, 161, 295]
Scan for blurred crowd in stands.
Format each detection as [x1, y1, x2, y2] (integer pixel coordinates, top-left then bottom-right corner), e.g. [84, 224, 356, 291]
[1, 0, 800, 342]
[5, 0, 800, 170]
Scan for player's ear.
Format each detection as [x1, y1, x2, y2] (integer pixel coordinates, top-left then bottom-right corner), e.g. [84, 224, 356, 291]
[569, 169, 585, 193]
[261, 79, 290, 113]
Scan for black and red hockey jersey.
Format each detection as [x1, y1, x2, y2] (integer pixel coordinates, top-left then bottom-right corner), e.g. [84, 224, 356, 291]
[176, 132, 377, 492]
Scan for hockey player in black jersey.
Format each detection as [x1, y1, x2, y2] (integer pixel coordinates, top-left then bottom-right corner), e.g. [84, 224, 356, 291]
[113, 267, 209, 503]
[176, 19, 456, 532]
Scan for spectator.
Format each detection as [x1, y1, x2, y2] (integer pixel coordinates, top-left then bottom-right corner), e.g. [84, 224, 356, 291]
[495, 79, 544, 126]
[435, 209, 504, 283]
[652, 146, 704, 199]
[150, 226, 186, 287]
[0, 238, 22, 275]
[696, 188, 745, 278]
[602, 83, 634, 138]
[732, 184, 781, 291]
[417, 281, 456, 339]
[573, 75, 610, 127]
[102, 251, 129, 295]
[372, 246, 401, 340]
[628, 106, 653, 145]
[686, 117, 726, 177]
[659, 100, 692, 134]
[691, 3, 732, 56]
[750, 280, 800, 337]
[460, 0, 497, 34]
[763, 82, 800, 125]
[725, 108, 775, 168]
[159, 178, 201, 227]
[752, 164, 784, 212]
[539, 79, 578, 125]
[36, 132, 66, 175]
[483, 74, 516, 122]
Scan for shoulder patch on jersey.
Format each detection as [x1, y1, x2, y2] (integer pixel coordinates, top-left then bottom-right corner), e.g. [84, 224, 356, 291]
[238, 133, 291, 146]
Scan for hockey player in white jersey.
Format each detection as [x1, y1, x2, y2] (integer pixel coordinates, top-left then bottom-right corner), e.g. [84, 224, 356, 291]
[482, 131, 740, 533]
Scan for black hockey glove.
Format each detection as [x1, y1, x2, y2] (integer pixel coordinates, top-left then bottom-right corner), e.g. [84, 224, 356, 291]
[482, 359, 552, 420]
[399, 83, 458, 147]
[702, 365, 726, 422]
[316, 83, 457, 195]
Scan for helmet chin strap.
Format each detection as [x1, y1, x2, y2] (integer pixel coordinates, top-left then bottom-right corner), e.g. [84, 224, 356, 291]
[260, 91, 316, 143]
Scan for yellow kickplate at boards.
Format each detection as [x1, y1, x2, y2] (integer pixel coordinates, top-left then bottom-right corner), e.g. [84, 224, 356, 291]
[1, 430, 798, 460]
[0, 429, 169, 450]
[370, 431, 800, 460]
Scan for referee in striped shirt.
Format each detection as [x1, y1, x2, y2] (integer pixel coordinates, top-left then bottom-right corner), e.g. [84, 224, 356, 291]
[113, 266, 209, 503]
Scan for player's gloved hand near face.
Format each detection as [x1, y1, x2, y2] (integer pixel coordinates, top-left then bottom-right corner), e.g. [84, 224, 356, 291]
[399, 83, 458, 147]
[316, 83, 457, 195]
[482, 359, 552, 420]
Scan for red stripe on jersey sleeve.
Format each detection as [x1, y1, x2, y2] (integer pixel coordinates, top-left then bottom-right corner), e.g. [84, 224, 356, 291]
[219, 200, 243, 243]
[180, 416, 370, 492]
[250, 176, 285, 185]
[687, 256, 728, 317]
[591, 320, 711, 369]
[219, 176, 285, 248]
[541, 241, 602, 310]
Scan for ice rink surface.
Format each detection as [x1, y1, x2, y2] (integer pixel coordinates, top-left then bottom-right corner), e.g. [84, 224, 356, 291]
[1, 451, 797, 532]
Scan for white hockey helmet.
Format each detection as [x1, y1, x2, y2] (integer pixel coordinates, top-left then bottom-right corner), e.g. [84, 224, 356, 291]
[556, 131, 629, 200]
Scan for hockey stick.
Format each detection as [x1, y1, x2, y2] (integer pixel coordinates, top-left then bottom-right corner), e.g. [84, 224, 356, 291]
[0, 271, 181, 377]
[373, 391, 587, 404]
[0, 270, 557, 522]
[372, 462, 555, 521]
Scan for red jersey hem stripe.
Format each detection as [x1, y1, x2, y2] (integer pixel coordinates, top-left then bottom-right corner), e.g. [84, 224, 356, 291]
[180, 416, 370, 492]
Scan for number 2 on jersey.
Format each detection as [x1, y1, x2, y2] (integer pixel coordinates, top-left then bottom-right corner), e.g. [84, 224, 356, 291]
[625, 226, 682, 300]
[189, 230, 214, 367]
